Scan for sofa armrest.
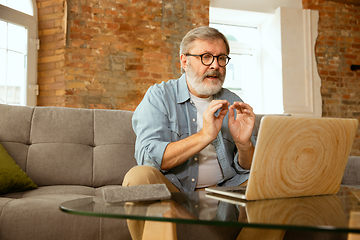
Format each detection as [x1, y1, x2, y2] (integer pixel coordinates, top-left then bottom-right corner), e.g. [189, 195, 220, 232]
[342, 156, 360, 185]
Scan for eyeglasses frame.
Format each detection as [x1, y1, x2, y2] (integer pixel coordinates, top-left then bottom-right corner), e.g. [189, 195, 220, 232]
[185, 53, 231, 67]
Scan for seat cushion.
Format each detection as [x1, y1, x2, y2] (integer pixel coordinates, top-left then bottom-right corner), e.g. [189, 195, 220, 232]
[0, 186, 132, 240]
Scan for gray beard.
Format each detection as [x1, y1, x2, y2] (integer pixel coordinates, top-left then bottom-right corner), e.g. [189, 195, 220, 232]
[186, 62, 226, 96]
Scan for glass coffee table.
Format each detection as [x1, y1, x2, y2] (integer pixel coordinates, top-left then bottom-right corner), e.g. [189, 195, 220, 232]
[60, 186, 360, 234]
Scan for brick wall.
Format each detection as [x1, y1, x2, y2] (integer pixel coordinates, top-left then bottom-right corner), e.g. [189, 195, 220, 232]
[37, 0, 67, 106]
[37, 0, 209, 110]
[303, 0, 360, 155]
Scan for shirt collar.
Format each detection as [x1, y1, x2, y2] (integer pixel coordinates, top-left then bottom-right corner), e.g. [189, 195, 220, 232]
[177, 73, 191, 104]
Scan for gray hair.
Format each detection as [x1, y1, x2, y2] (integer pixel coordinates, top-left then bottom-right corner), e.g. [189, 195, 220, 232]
[179, 26, 230, 57]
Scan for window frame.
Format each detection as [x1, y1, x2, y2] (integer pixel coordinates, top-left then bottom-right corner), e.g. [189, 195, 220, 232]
[0, 1, 38, 106]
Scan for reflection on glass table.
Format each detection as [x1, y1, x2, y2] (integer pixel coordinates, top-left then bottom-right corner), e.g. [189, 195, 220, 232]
[60, 186, 360, 234]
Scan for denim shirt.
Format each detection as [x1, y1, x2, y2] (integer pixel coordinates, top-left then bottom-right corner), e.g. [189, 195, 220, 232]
[132, 74, 256, 192]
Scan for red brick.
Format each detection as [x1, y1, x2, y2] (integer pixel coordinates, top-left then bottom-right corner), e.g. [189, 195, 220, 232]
[82, 6, 92, 13]
[106, 23, 120, 30]
[105, 9, 118, 16]
[37, 96, 66, 105]
[126, 65, 144, 71]
[92, 8, 104, 14]
[41, 12, 64, 21]
[83, 69, 98, 76]
[70, 26, 82, 33]
[143, 52, 168, 60]
[39, 20, 55, 29]
[344, 54, 358, 59]
[66, 62, 91, 68]
[88, 41, 103, 49]
[38, 7, 54, 15]
[92, 35, 118, 43]
[120, 23, 134, 31]
[71, 54, 83, 61]
[71, 40, 85, 47]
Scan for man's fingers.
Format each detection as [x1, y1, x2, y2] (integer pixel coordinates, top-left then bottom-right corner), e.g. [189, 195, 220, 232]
[206, 100, 229, 116]
[230, 102, 255, 117]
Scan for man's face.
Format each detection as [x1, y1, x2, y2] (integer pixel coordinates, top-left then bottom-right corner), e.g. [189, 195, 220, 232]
[181, 39, 227, 98]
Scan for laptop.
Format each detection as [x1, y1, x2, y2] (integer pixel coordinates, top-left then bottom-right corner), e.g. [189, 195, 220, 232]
[205, 115, 358, 201]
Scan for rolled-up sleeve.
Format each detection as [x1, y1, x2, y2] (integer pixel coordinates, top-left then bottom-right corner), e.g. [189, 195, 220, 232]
[233, 152, 251, 173]
[232, 134, 256, 173]
[132, 86, 172, 170]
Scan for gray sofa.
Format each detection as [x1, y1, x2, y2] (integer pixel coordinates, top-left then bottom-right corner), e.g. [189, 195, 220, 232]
[0, 103, 358, 240]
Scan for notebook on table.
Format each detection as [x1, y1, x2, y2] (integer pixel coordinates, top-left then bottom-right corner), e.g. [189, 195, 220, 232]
[206, 116, 358, 201]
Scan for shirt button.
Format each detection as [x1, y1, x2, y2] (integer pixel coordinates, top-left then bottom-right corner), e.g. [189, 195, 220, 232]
[192, 118, 196, 122]
[194, 157, 198, 161]
[192, 178, 195, 182]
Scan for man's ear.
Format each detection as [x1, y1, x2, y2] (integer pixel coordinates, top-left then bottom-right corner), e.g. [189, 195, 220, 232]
[180, 54, 187, 71]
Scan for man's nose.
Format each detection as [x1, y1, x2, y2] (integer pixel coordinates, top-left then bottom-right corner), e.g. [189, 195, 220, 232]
[209, 57, 220, 69]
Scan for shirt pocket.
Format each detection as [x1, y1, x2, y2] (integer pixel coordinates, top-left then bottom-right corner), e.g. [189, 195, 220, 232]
[169, 122, 189, 141]
[222, 129, 234, 144]
[221, 130, 236, 157]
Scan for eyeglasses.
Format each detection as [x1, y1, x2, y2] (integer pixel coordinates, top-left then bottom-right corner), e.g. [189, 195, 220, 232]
[185, 53, 231, 67]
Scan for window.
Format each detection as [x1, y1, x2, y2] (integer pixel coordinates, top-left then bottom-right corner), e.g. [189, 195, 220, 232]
[0, 0, 34, 16]
[0, 21, 27, 105]
[0, 0, 38, 106]
[209, 22, 263, 113]
[210, 6, 322, 117]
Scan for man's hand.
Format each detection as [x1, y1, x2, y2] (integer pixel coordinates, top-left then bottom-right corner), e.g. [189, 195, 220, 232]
[161, 100, 229, 170]
[200, 100, 229, 142]
[228, 102, 255, 147]
[228, 102, 255, 169]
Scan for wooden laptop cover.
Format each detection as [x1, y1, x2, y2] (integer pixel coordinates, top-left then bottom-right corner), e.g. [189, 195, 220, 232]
[245, 116, 358, 200]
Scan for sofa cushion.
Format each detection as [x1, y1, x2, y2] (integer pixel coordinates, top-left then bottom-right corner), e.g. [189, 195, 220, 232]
[0, 104, 33, 144]
[0, 143, 37, 194]
[0, 194, 101, 240]
[27, 143, 93, 186]
[0, 104, 33, 172]
[30, 107, 94, 145]
[93, 109, 137, 187]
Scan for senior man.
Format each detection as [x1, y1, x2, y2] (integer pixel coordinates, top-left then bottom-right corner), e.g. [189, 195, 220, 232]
[122, 26, 272, 240]
[124, 26, 255, 192]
